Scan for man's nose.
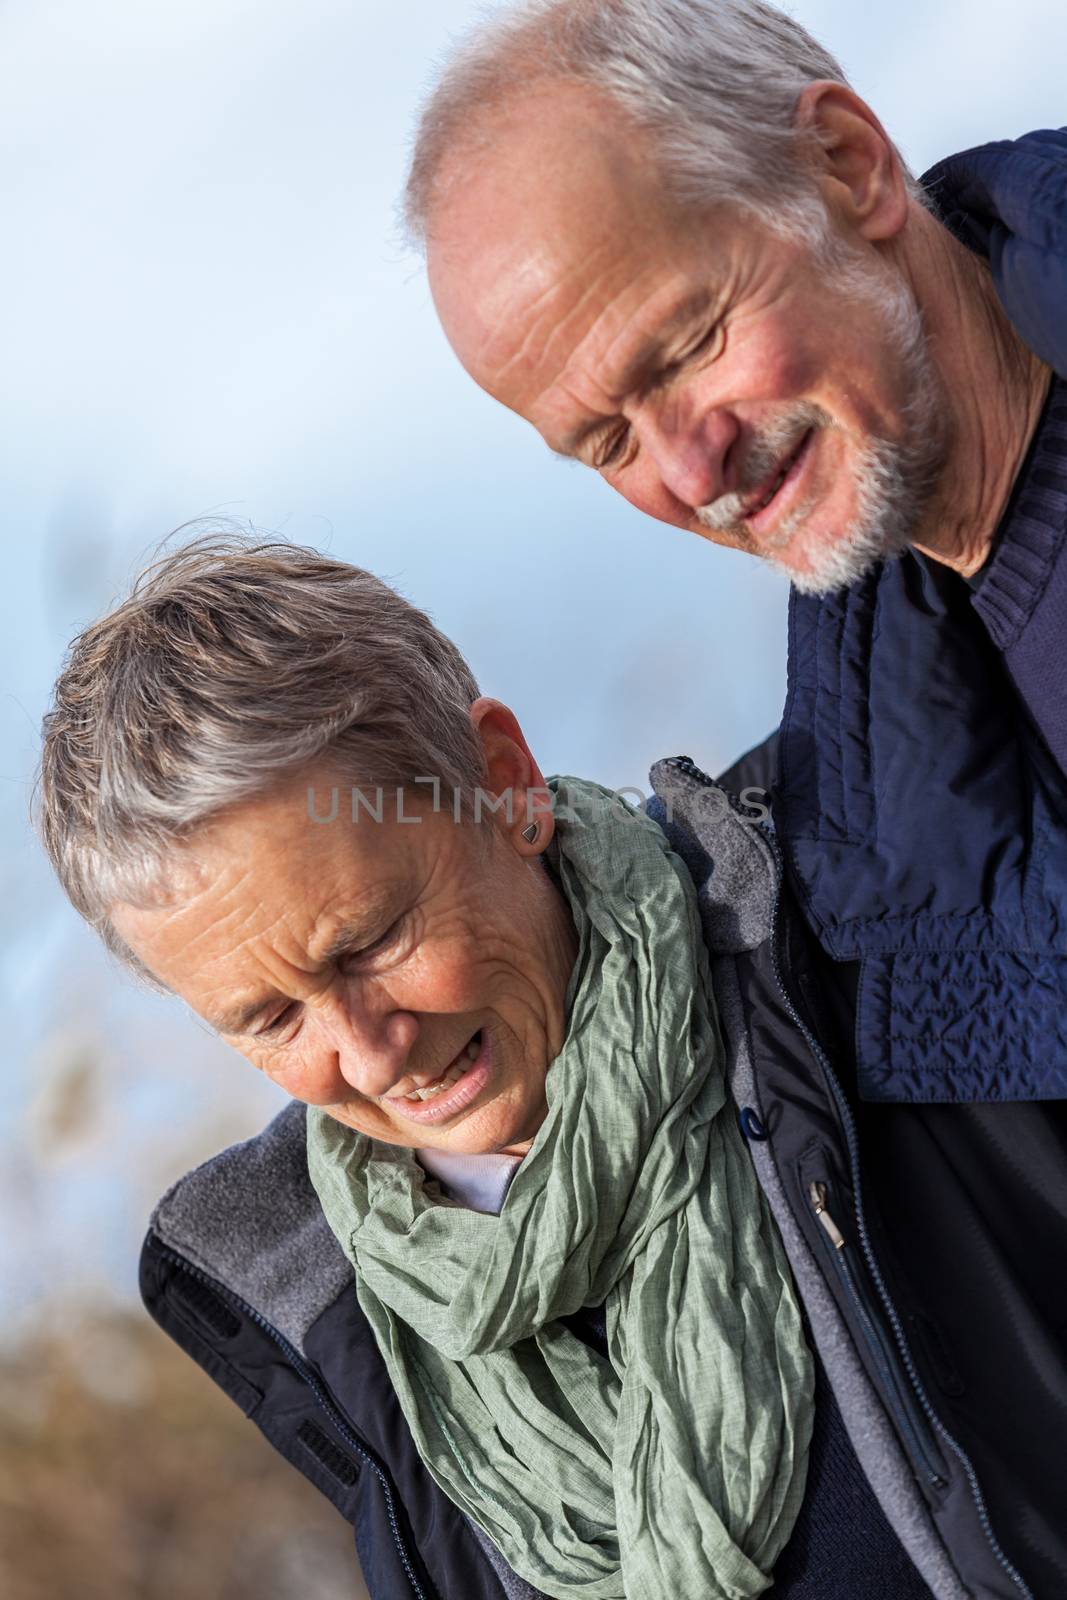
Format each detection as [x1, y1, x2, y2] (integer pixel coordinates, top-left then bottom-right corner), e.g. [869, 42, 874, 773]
[639, 401, 739, 511]
[325, 1006, 421, 1100]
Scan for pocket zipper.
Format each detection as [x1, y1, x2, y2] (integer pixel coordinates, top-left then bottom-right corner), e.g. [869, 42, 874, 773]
[806, 1178, 948, 1490]
[809, 1180, 846, 1251]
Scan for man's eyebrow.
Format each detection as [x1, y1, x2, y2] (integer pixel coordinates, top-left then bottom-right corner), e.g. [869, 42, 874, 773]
[547, 290, 717, 459]
[208, 916, 390, 1036]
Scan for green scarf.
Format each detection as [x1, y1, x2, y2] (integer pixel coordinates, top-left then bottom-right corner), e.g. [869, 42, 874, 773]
[306, 777, 813, 1600]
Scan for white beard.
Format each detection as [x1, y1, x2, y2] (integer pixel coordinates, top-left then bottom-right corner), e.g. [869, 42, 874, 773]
[696, 249, 949, 595]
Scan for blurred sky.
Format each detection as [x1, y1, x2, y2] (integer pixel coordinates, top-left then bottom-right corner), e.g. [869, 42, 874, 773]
[2, 0, 1064, 1330]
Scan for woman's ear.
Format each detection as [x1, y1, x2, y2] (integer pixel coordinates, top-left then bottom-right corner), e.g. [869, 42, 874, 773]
[469, 697, 555, 853]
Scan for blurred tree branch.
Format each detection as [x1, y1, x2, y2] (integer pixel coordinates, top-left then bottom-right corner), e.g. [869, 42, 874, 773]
[0, 1308, 367, 1600]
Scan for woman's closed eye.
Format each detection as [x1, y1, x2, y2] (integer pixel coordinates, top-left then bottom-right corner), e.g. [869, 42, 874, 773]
[251, 921, 405, 1044]
[338, 917, 403, 972]
[256, 1003, 301, 1042]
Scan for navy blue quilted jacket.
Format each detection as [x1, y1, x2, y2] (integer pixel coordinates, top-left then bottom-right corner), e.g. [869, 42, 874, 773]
[776, 128, 1067, 1105]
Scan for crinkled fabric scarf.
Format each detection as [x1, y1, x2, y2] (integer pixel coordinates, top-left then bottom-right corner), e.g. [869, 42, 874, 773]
[307, 777, 813, 1599]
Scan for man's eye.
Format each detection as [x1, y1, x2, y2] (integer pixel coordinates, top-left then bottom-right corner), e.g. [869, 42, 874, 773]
[595, 426, 632, 471]
[667, 321, 723, 374]
[685, 321, 724, 364]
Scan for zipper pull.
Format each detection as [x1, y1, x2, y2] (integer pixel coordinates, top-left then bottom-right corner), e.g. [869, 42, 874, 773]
[809, 1181, 846, 1251]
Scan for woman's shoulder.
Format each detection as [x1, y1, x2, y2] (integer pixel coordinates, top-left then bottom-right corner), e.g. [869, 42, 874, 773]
[646, 754, 777, 957]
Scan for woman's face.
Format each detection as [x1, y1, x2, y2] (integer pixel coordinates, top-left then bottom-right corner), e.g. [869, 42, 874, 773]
[110, 704, 577, 1157]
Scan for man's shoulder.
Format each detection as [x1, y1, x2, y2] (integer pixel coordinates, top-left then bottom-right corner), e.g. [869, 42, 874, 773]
[714, 730, 779, 801]
[922, 126, 1067, 379]
[921, 125, 1067, 237]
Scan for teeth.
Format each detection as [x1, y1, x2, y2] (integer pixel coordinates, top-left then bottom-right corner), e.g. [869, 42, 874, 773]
[752, 437, 808, 517]
[402, 1034, 481, 1102]
[405, 1061, 465, 1101]
[757, 467, 787, 511]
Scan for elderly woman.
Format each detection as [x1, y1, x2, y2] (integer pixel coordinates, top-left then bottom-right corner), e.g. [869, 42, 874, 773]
[37, 538, 941, 1600]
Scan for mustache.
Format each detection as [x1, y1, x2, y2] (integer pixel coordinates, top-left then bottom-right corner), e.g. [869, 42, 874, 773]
[696, 403, 831, 532]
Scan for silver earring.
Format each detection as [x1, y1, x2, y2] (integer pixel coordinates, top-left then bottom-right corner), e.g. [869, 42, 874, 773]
[522, 822, 539, 844]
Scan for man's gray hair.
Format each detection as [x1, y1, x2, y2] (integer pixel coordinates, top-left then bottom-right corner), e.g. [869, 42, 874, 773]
[36, 534, 485, 969]
[404, 0, 922, 249]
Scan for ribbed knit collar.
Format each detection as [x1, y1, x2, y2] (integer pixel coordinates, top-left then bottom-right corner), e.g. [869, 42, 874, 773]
[971, 375, 1067, 649]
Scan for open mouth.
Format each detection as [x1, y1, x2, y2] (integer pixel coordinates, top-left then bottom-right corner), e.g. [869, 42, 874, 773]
[743, 429, 813, 528]
[385, 1029, 492, 1124]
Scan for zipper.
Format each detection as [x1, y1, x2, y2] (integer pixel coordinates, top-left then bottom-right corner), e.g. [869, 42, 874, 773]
[809, 1180, 845, 1250]
[772, 886, 1034, 1599]
[805, 1175, 946, 1488]
[662, 755, 1036, 1600]
[155, 1241, 432, 1600]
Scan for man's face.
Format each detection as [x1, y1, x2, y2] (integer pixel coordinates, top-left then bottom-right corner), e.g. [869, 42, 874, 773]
[428, 90, 946, 592]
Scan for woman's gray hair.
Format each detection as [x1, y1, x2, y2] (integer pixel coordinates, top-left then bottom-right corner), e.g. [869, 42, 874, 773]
[36, 534, 486, 970]
[404, 0, 923, 250]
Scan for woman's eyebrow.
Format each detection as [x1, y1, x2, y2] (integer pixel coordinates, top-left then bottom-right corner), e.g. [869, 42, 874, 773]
[209, 917, 390, 1035]
[211, 993, 283, 1038]
[315, 917, 388, 965]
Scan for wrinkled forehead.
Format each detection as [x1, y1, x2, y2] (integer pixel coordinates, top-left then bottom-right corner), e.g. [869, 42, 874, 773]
[108, 779, 431, 990]
[425, 83, 664, 263]
[424, 87, 718, 399]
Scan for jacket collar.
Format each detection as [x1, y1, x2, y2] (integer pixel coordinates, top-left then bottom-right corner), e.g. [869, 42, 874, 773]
[921, 127, 1067, 380]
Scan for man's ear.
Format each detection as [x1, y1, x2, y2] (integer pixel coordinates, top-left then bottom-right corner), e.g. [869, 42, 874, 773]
[469, 697, 555, 852]
[795, 81, 910, 244]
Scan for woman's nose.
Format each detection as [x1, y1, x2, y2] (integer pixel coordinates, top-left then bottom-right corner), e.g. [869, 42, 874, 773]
[330, 1008, 421, 1099]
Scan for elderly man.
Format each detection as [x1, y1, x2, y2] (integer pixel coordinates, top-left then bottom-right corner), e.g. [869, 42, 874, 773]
[403, 0, 1067, 1595]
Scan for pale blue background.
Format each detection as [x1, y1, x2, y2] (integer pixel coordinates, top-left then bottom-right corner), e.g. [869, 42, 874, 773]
[2, 0, 1063, 1331]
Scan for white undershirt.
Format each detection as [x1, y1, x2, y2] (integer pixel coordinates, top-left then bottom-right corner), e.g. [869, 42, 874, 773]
[415, 1146, 523, 1215]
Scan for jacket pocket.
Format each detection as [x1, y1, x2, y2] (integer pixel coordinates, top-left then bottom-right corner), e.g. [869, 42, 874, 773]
[800, 1160, 948, 1491]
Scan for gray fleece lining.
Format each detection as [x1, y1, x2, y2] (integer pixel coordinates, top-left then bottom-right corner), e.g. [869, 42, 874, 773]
[711, 954, 970, 1600]
[648, 759, 775, 953]
[467, 1522, 546, 1600]
[151, 1099, 351, 1351]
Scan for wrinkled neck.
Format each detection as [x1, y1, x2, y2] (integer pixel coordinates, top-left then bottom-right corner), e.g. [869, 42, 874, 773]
[900, 209, 1052, 577]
